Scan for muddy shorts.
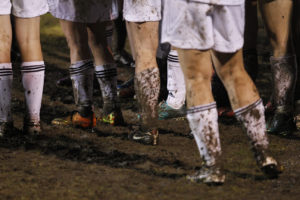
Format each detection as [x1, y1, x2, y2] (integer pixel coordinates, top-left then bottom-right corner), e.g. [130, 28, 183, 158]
[161, 0, 245, 53]
[47, 0, 118, 23]
[0, 0, 49, 18]
[123, 0, 161, 22]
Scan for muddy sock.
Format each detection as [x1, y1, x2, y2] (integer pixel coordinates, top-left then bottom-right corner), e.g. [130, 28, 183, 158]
[95, 64, 118, 115]
[270, 55, 297, 110]
[234, 99, 269, 164]
[0, 63, 13, 123]
[187, 102, 221, 166]
[166, 50, 186, 109]
[135, 67, 160, 129]
[69, 60, 94, 117]
[21, 61, 45, 123]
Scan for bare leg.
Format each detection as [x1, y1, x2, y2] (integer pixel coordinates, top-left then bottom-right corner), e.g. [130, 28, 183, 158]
[59, 20, 92, 63]
[212, 49, 259, 110]
[0, 15, 12, 63]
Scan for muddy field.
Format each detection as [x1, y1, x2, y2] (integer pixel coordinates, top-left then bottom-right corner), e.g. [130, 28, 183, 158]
[1, 14, 300, 200]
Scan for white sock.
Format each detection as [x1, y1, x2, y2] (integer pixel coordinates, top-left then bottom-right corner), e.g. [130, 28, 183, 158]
[187, 102, 221, 166]
[166, 50, 186, 109]
[0, 63, 13, 122]
[21, 61, 45, 122]
[234, 99, 269, 150]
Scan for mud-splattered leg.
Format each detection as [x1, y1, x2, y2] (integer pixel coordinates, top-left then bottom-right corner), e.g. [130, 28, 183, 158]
[133, 67, 160, 145]
[235, 99, 282, 177]
[95, 63, 124, 125]
[187, 102, 221, 167]
[51, 59, 96, 129]
[0, 63, 13, 123]
[95, 64, 118, 115]
[125, 20, 160, 145]
[70, 60, 94, 117]
[0, 63, 13, 137]
[267, 55, 297, 135]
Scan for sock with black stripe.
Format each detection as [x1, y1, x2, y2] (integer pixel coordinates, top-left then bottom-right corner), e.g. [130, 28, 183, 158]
[69, 60, 94, 117]
[21, 61, 45, 123]
[187, 102, 222, 166]
[166, 50, 186, 109]
[95, 64, 117, 115]
[0, 63, 13, 123]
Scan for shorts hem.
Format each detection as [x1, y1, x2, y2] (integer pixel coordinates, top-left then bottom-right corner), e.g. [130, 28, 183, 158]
[12, 9, 48, 18]
[124, 15, 161, 22]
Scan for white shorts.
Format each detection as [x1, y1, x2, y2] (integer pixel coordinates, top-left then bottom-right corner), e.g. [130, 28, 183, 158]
[123, 0, 161, 22]
[48, 0, 118, 23]
[161, 0, 245, 53]
[0, 0, 49, 18]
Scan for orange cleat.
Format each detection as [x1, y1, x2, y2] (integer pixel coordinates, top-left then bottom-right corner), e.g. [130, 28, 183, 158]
[51, 111, 96, 129]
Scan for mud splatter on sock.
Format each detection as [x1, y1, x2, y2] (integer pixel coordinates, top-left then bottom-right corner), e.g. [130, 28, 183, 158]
[187, 102, 221, 166]
[0, 63, 13, 122]
[69, 60, 94, 117]
[95, 64, 118, 115]
[270, 55, 297, 108]
[234, 99, 269, 164]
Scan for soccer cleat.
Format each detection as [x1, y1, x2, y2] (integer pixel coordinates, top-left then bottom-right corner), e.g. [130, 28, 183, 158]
[129, 128, 159, 145]
[51, 111, 96, 129]
[0, 122, 14, 138]
[187, 165, 225, 185]
[23, 121, 41, 135]
[266, 109, 295, 137]
[97, 110, 124, 126]
[113, 50, 135, 67]
[260, 156, 283, 179]
[158, 101, 186, 120]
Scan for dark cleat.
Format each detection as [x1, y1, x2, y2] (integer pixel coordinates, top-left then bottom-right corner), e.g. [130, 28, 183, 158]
[129, 128, 159, 145]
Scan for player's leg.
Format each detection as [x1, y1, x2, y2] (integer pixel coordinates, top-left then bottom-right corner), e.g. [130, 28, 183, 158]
[87, 21, 124, 125]
[212, 4, 282, 178]
[126, 21, 160, 145]
[51, 20, 96, 129]
[13, 0, 48, 135]
[259, 0, 296, 136]
[123, 0, 161, 145]
[177, 48, 224, 184]
[0, 13, 14, 137]
[162, 0, 225, 183]
[292, 1, 300, 129]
